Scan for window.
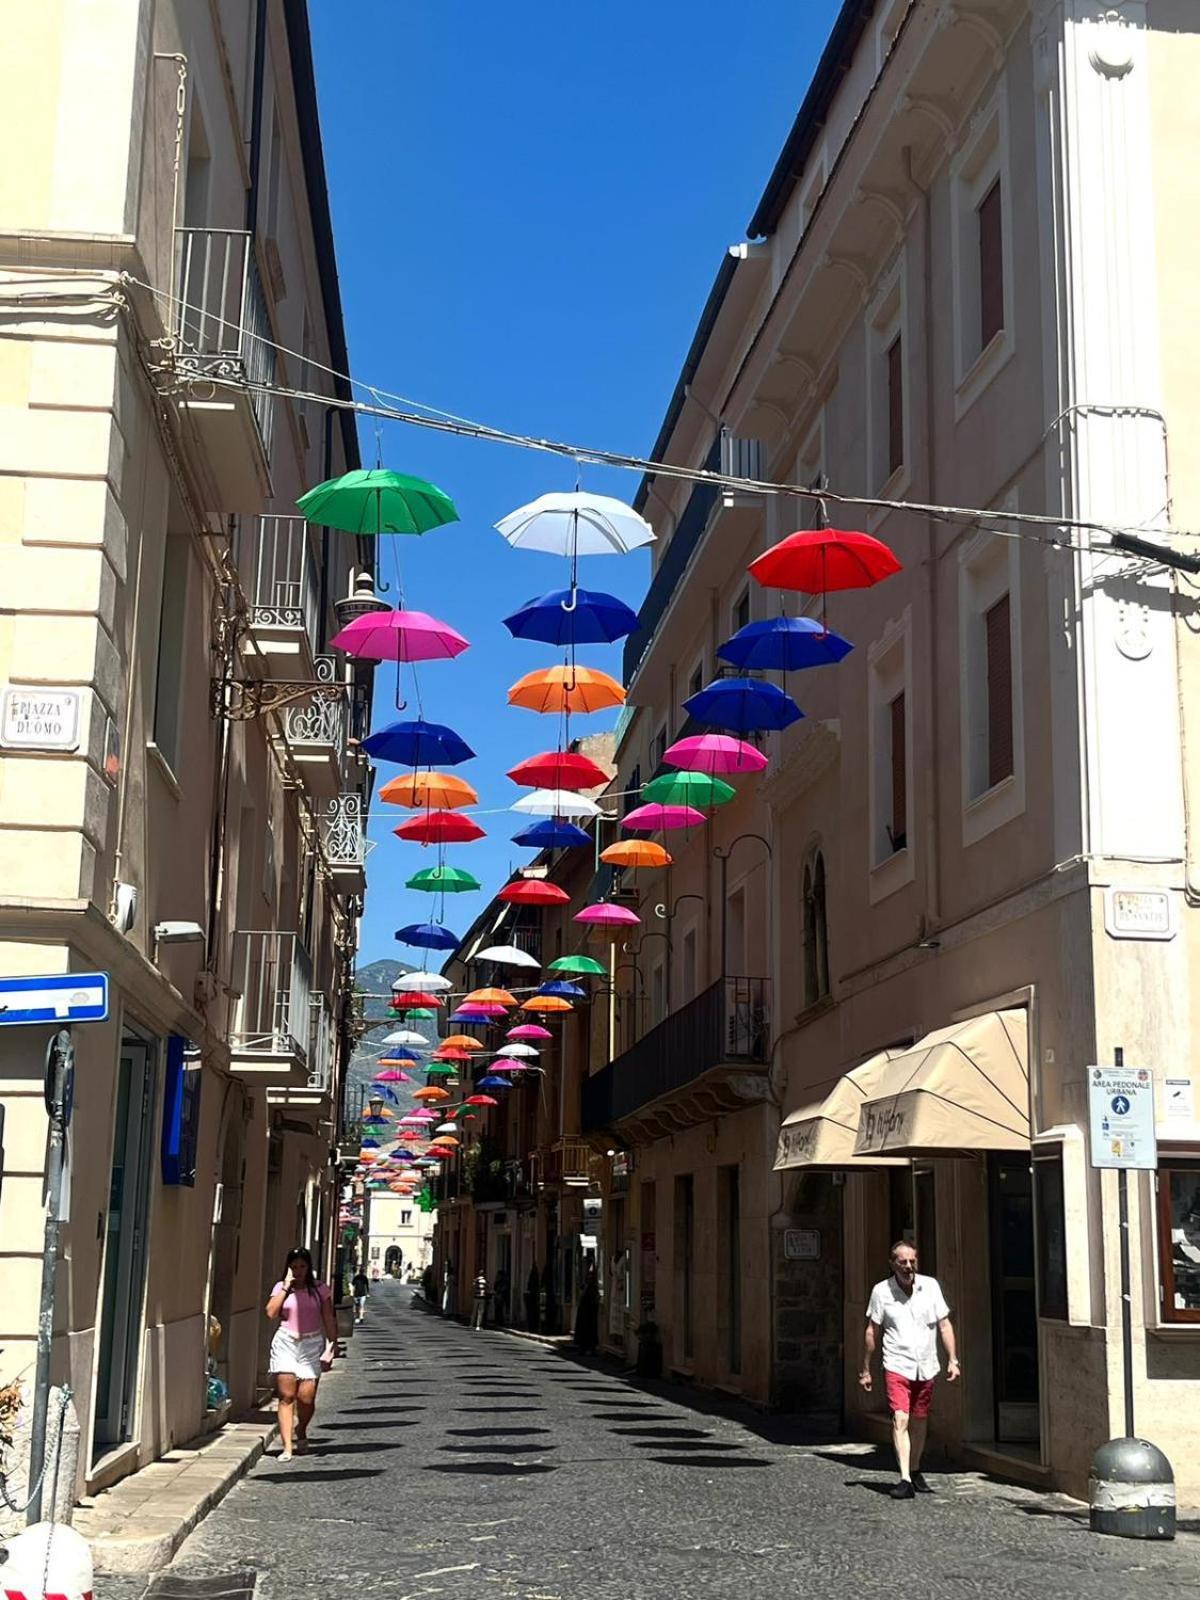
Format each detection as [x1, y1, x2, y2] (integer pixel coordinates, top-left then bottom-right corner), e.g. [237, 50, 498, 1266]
[887, 335, 904, 478]
[732, 586, 751, 636]
[985, 592, 1013, 786]
[622, 763, 641, 817]
[1034, 1148, 1068, 1321]
[959, 523, 1024, 843]
[868, 611, 914, 901]
[913, 1166, 937, 1278]
[889, 692, 907, 852]
[951, 83, 1014, 413]
[401, 1209, 412, 1227]
[152, 532, 190, 774]
[978, 179, 1004, 349]
[183, 101, 211, 226]
[1157, 1163, 1200, 1323]
[650, 724, 667, 771]
[889, 1167, 914, 1247]
[866, 259, 907, 493]
[802, 850, 829, 1006]
[265, 106, 283, 239]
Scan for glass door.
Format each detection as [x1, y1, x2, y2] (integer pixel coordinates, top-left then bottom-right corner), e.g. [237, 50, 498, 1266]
[987, 1152, 1040, 1445]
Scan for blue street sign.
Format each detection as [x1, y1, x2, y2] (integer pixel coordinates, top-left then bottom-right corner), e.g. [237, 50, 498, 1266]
[1112, 1095, 1131, 1116]
[0, 972, 109, 1026]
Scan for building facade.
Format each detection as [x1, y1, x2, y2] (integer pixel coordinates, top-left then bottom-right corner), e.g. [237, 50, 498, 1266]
[0, 0, 370, 1498]
[365, 1190, 435, 1282]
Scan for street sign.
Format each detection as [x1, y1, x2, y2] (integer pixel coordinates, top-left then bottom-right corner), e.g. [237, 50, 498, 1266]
[0, 685, 81, 750]
[0, 972, 109, 1027]
[1088, 1064, 1157, 1170]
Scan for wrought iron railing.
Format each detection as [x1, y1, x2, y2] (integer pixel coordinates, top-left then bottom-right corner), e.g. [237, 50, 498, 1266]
[237, 515, 320, 646]
[229, 931, 313, 1062]
[284, 655, 347, 750]
[581, 975, 770, 1130]
[174, 228, 276, 459]
[323, 793, 365, 867]
[307, 995, 336, 1092]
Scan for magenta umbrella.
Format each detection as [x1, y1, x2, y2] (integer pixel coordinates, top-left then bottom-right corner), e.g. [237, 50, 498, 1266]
[508, 1024, 553, 1041]
[575, 902, 641, 927]
[622, 803, 706, 832]
[488, 1061, 527, 1072]
[665, 734, 768, 776]
[329, 608, 469, 663]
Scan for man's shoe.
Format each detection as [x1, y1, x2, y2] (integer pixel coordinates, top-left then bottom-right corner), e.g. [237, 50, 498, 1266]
[910, 1471, 933, 1494]
[890, 1480, 916, 1499]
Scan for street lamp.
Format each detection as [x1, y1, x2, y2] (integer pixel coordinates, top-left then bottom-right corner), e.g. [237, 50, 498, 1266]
[712, 834, 773, 977]
[368, 1095, 384, 1120]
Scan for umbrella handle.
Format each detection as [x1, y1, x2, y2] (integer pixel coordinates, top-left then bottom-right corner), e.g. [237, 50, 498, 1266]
[562, 586, 578, 614]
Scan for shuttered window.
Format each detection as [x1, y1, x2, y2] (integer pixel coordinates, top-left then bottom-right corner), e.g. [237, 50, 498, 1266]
[978, 178, 1004, 348]
[986, 592, 1013, 786]
[887, 334, 904, 476]
[889, 691, 907, 851]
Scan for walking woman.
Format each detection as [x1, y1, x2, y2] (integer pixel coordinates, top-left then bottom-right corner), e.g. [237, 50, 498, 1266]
[265, 1248, 336, 1461]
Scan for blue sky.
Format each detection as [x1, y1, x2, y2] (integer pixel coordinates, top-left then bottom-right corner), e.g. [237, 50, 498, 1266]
[308, 0, 844, 964]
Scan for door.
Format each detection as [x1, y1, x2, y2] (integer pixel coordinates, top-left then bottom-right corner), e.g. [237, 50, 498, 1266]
[93, 1033, 156, 1461]
[987, 1153, 1040, 1445]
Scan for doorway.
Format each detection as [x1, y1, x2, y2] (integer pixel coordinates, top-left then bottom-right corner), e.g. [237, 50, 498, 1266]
[92, 1031, 157, 1462]
[674, 1175, 695, 1360]
[987, 1152, 1040, 1445]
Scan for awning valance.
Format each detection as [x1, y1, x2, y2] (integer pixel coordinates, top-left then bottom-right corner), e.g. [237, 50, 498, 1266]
[774, 1046, 910, 1171]
[853, 1008, 1030, 1158]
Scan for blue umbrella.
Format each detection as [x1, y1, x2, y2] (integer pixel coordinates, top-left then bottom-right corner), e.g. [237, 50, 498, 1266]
[512, 818, 592, 850]
[369, 1084, 400, 1102]
[395, 922, 461, 951]
[449, 1009, 493, 1025]
[683, 676, 803, 733]
[362, 718, 474, 767]
[503, 586, 639, 646]
[718, 616, 853, 672]
[360, 1136, 380, 1148]
[476, 1075, 511, 1090]
[538, 980, 587, 1000]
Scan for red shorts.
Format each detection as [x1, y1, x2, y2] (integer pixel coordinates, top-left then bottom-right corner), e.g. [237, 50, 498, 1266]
[885, 1370, 935, 1418]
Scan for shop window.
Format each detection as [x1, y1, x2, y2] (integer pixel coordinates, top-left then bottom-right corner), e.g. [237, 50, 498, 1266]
[802, 849, 829, 1005]
[1033, 1148, 1067, 1320]
[1157, 1162, 1200, 1323]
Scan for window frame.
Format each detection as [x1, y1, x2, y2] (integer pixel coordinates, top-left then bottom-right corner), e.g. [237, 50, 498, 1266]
[150, 531, 191, 779]
[1156, 1160, 1200, 1325]
[867, 608, 915, 903]
[950, 80, 1015, 419]
[865, 255, 910, 503]
[730, 584, 751, 637]
[801, 847, 830, 1007]
[958, 514, 1025, 846]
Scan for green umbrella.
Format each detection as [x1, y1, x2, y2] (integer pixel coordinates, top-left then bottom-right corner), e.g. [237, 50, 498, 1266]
[548, 955, 607, 977]
[404, 1007, 436, 1020]
[424, 1062, 457, 1077]
[642, 770, 736, 808]
[297, 468, 459, 536]
[407, 865, 481, 893]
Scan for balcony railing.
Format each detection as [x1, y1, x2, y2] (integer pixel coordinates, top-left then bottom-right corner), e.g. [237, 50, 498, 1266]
[306, 995, 336, 1093]
[229, 931, 313, 1063]
[284, 655, 347, 752]
[175, 228, 277, 459]
[323, 793, 366, 867]
[238, 515, 321, 647]
[533, 1140, 592, 1188]
[581, 975, 770, 1130]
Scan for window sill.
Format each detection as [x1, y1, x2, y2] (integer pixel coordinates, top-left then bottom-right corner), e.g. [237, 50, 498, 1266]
[1147, 1321, 1200, 1337]
[868, 845, 914, 906]
[962, 769, 1024, 847]
[954, 327, 1015, 423]
[146, 740, 183, 801]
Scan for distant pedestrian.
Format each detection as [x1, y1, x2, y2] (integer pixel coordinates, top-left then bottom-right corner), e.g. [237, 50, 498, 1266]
[266, 1248, 337, 1461]
[471, 1269, 490, 1331]
[860, 1242, 959, 1499]
[573, 1264, 600, 1355]
[351, 1269, 370, 1324]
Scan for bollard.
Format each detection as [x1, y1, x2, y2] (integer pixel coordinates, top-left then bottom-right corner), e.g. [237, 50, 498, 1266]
[1089, 1438, 1175, 1540]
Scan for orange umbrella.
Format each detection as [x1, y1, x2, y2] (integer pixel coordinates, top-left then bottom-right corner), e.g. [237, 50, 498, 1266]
[507, 666, 625, 715]
[440, 1034, 484, 1051]
[412, 1085, 450, 1102]
[378, 771, 479, 810]
[601, 840, 672, 869]
[464, 987, 517, 1008]
[522, 995, 573, 1014]
[431, 1135, 461, 1148]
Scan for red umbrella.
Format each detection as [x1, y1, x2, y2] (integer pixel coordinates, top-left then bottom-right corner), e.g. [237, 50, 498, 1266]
[749, 529, 901, 593]
[394, 810, 486, 845]
[507, 750, 610, 791]
[498, 880, 570, 906]
[466, 1094, 498, 1107]
[392, 991, 445, 1009]
[431, 1047, 473, 1062]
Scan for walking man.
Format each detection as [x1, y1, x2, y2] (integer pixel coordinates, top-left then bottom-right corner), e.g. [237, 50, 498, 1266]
[860, 1241, 959, 1499]
[470, 1268, 490, 1331]
[351, 1268, 370, 1324]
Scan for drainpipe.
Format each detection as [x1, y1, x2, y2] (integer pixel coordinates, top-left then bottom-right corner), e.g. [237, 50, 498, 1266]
[244, 0, 268, 233]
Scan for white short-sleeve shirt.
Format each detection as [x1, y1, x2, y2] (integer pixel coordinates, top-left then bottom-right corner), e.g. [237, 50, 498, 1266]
[866, 1273, 951, 1380]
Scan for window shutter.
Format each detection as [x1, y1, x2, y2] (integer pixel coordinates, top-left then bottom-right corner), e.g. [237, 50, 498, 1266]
[887, 335, 904, 476]
[978, 179, 1004, 347]
[986, 593, 1013, 785]
[890, 691, 907, 849]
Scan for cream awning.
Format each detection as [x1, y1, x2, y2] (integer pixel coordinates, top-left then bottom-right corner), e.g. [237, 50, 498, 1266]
[853, 1008, 1030, 1158]
[774, 1046, 910, 1170]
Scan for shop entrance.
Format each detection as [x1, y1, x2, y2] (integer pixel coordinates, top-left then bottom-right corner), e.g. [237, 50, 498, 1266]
[987, 1152, 1040, 1445]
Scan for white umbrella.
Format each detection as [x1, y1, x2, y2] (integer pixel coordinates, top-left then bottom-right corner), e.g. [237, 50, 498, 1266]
[495, 491, 655, 557]
[511, 789, 602, 819]
[435, 1121, 459, 1135]
[393, 970, 451, 993]
[474, 943, 540, 969]
[497, 1043, 539, 1058]
[383, 1029, 431, 1047]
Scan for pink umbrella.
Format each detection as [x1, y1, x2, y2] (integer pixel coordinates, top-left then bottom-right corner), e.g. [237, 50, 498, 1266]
[622, 803, 706, 832]
[329, 608, 469, 663]
[488, 1061, 527, 1072]
[374, 1068, 409, 1082]
[508, 1024, 553, 1041]
[665, 734, 768, 776]
[575, 902, 641, 927]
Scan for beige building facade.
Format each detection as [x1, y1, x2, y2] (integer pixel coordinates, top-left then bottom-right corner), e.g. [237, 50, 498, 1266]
[0, 0, 370, 1499]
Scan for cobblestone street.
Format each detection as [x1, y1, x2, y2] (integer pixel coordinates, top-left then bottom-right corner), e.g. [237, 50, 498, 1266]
[101, 1283, 1196, 1600]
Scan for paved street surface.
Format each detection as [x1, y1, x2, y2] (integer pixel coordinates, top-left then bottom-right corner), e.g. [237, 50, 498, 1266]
[105, 1282, 1196, 1600]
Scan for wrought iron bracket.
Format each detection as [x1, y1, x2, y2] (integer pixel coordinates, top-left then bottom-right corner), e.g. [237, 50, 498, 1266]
[211, 677, 344, 722]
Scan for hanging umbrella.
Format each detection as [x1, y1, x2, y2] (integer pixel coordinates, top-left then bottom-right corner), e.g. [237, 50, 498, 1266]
[748, 527, 901, 593]
[393, 971, 451, 993]
[503, 586, 639, 645]
[298, 467, 458, 535]
[507, 750, 611, 791]
[717, 615, 853, 671]
[497, 1043, 540, 1058]
[412, 1086, 450, 1103]
[373, 1069, 409, 1083]
[513, 819, 592, 850]
[382, 1029, 431, 1046]
[395, 811, 486, 845]
[466, 1094, 499, 1107]
[522, 995, 573, 1014]
[329, 609, 469, 662]
[495, 491, 655, 556]
[538, 980, 586, 1000]
[431, 1047, 472, 1063]
[431, 1136, 461, 1148]
[464, 987, 517, 1008]
[600, 840, 672, 870]
[474, 943, 541, 969]
[364, 718, 475, 767]
[498, 880, 569, 905]
[379, 771, 478, 810]
[476, 1075, 511, 1090]
[508, 666, 625, 716]
[394, 922, 461, 951]
[391, 991, 444, 1009]
[664, 734, 768, 776]
[489, 1061, 528, 1073]
[512, 789, 603, 819]
[575, 903, 640, 928]
[448, 1006, 504, 1023]
[435, 1121, 459, 1134]
[441, 1034, 485, 1051]
[399, 1005, 437, 1019]
[547, 954, 608, 976]
[642, 771, 736, 809]
[424, 1062, 459, 1078]
[508, 1023, 553, 1041]
[622, 803, 706, 832]
[683, 677, 803, 733]
[407, 865, 481, 894]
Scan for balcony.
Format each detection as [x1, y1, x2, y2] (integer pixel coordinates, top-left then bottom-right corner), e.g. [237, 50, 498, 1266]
[268, 994, 337, 1109]
[284, 655, 348, 798]
[532, 1139, 593, 1190]
[622, 432, 765, 686]
[236, 516, 321, 679]
[581, 976, 771, 1140]
[229, 931, 314, 1087]
[323, 793, 366, 896]
[173, 228, 277, 509]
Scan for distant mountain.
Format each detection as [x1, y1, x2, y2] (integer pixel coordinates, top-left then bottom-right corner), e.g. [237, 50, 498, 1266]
[355, 958, 410, 1022]
[346, 957, 421, 1115]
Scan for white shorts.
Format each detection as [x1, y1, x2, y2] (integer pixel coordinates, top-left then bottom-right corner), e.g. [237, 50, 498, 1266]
[269, 1329, 325, 1380]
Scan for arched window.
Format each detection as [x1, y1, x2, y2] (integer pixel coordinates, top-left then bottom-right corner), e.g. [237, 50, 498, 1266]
[802, 850, 830, 1006]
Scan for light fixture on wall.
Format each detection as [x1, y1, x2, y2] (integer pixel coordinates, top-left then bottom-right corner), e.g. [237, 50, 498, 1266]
[333, 570, 390, 630]
[111, 881, 139, 934]
[152, 921, 206, 961]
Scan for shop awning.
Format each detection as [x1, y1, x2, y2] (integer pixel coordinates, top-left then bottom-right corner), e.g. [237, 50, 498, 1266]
[774, 1046, 910, 1170]
[853, 1009, 1030, 1158]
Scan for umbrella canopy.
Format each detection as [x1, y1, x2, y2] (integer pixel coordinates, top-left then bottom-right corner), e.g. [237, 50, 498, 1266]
[683, 676, 803, 733]
[489, 1061, 528, 1074]
[423, 1062, 458, 1077]
[474, 944, 541, 969]
[394, 922, 460, 951]
[495, 491, 655, 556]
[393, 971, 452, 993]
[497, 1043, 540, 1058]
[749, 527, 901, 593]
[395, 811, 486, 845]
[508, 666, 625, 716]
[600, 840, 672, 870]
[431, 1136, 460, 1148]
[329, 608, 469, 663]
[476, 1075, 511, 1090]
[664, 734, 768, 776]
[298, 467, 458, 536]
[717, 615, 853, 671]
[508, 1023, 553, 1041]
[503, 586, 639, 645]
[464, 987, 517, 1007]
[622, 802, 706, 832]
[382, 1029, 430, 1046]
[391, 991, 444, 1009]
[642, 770, 736, 809]
[435, 1122, 459, 1134]
[538, 980, 586, 1000]
[466, 1094, 498, 1107]
[512, 819, 592, 850]
[412, 1086, 450, 1103]
[431, 1047, 472, 1063]
[441, 1034, 484, 1051]
[507, 750, 611, 791]
[448, 1006, 503, 1023]
[363, 718, 475, 767]
[547, 954, 608, 976]
[379, 771, 478, 810]
[407, 865, 481, 894]
[373, 1069, 409, 1083]
[498, 880, 570, 906]
[522, 995, 573, 1014]
[511, 789, 602, 819]
[575, 903, 640, 927]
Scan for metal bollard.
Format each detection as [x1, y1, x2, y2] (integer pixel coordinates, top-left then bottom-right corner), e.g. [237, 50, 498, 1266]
[1089, 1438, 1175, 1540]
